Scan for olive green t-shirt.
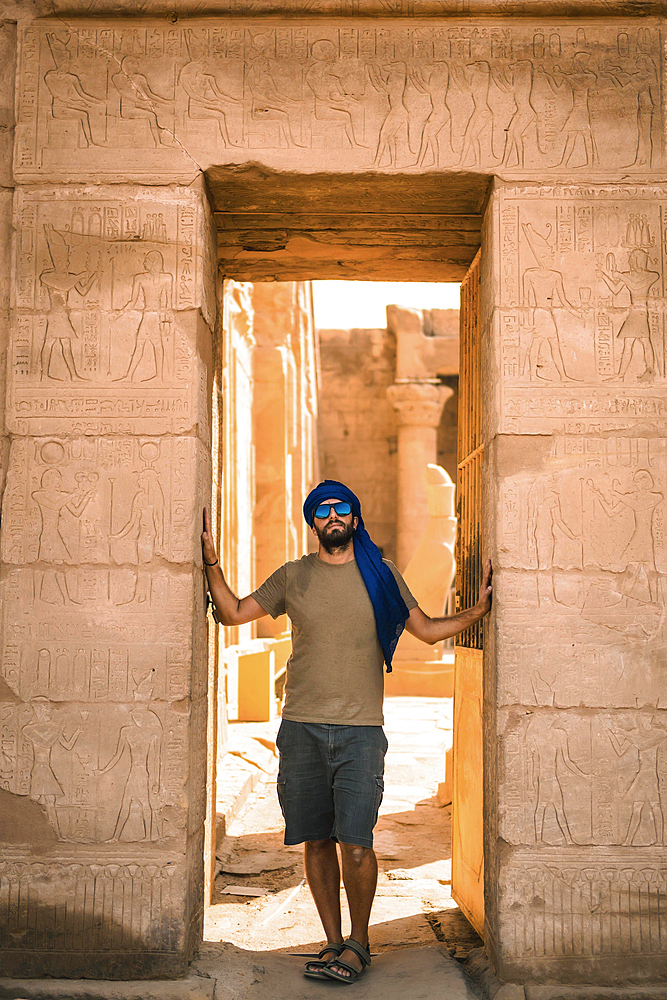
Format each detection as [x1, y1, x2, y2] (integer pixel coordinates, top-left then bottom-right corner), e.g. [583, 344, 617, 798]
[252, 553, 418, 726]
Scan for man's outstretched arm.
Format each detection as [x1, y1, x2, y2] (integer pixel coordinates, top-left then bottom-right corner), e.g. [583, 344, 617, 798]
[404, 559, 492, 645]
[201, 506, 267, 626]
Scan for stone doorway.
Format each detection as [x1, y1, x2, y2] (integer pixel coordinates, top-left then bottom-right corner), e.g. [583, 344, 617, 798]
[208, 169, 486, 972]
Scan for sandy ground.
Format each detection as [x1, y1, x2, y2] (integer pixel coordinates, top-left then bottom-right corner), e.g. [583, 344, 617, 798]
[197, 697, 483, 998]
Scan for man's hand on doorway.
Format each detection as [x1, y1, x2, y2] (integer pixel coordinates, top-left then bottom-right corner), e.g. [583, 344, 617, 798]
[403, 559, 492, 644]
[201, 507, 268, 626]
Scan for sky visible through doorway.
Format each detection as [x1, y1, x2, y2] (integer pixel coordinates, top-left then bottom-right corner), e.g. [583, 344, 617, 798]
[313, 281, 461, 329]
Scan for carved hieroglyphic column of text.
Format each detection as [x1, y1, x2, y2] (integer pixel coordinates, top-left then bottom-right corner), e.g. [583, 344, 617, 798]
[485, 183, 667, 985]
[0, 183, 216, 977]
[387, 381, 452, 571]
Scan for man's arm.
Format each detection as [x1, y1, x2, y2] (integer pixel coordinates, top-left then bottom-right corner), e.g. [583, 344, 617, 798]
[404, 559, 492, 645]
[202, 506, 268, 626]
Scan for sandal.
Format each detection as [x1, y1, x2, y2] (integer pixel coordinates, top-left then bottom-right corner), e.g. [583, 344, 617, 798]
[303, 942, 345, 980]
[321, 938, 371, 984]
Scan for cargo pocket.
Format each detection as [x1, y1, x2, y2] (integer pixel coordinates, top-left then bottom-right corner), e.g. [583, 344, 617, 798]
[276, 779, 288, 821]
[372, 775, 384, 826]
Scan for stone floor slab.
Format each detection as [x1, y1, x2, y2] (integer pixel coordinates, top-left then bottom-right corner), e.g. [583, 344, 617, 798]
[241, 945, 479, 1000]
[0, 973, 214, 1000]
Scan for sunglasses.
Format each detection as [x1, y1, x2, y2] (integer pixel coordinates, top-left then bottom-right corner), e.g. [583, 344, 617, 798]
[313, 501, 352, 520]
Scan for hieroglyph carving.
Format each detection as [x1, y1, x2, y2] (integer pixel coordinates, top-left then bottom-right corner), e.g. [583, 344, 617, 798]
[9, 189, 214, 436]
[15, 21, 662, 179]
[496, 433, 666, 708]
[0, 858, 186, 956]
[0, 672, 194, 843]
[499, 850, 667, 965]
[496, 186, 667, 436]
[500, 708, 667, 849]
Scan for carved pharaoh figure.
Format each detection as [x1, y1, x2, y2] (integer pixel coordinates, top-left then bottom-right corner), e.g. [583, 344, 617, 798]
[111, 56, 175, 147]
[596, 248, 659, 382]
[180, 32, 242, 147]
[587, 469, 663, 603]
[44, 32, 105, 148]
[22, 698, 82, 838]
[39, 225, 100, 381]
[306, 39, 366, 148]
[606, 714, 667, 846]
[521, 222, 581, 382]
[539, 51, 599, 167]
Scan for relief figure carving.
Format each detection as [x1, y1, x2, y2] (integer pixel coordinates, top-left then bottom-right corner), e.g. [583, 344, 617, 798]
[601, 55, 658, 168]
[44, 32, 106, 148]
[113, 250, 174, 382]
[40, 225, 101, 381]
[111, 56, 176, 147]
[306, 40, 367, 149]
[95, 702, 162, 843]
[450, 60, 495, 167]
[527, 715, 589, 845]
[527, 474, 581, 605]
[605, 714, 667, 845]
[596, 248, 659, 382]
[32, 468, 97, 563]
[22, 698, 82, 838]
[409, 60, 452, 167]
[369, 61, 412, 168]
[180, 30, 242, 148]
[538, 52, 599, 167]
[245, 35, 304, 148]
[491, 60, 537, 168]
[521, 222, 582, 382]
[586, 469, 663, 603]
[111, 467, 165, 604]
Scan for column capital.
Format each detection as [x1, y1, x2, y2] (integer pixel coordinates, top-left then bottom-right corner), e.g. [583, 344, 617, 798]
[387, 381, 453, 428]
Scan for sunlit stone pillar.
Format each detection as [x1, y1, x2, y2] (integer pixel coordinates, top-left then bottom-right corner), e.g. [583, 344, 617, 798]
[0, 181, 215, 977]
[387, 380, 451, 571]
[485, 181, 667, 986]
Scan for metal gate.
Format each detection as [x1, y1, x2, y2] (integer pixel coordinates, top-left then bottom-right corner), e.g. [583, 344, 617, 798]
[452, 249, 485, 938]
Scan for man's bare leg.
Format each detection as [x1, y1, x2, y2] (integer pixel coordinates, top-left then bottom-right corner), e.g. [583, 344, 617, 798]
[303, 839, 343, 971]
[327, 843, 377, 978]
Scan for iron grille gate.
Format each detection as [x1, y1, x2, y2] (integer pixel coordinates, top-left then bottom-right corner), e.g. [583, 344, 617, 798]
[456, 249, 483, 648]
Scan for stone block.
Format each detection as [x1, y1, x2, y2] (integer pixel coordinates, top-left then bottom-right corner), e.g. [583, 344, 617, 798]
[13, 19, 663, 182]
[9, 186, 215, 416]
[488, 183, 667, 438]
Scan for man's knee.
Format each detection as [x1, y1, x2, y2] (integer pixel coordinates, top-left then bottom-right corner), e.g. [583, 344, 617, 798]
[340, 842, 374, 866]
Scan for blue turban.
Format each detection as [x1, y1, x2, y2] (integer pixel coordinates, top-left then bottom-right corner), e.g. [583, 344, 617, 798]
[303, 479, 409, 672]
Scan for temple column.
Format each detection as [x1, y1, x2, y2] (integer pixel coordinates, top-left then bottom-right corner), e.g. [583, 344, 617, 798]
[387, 380, 452, 571]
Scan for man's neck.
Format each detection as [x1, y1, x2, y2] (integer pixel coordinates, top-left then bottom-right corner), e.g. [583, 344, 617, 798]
[317, 541, 355, 565]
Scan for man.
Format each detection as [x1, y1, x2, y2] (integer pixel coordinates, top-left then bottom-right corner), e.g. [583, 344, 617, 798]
[202, 480, 492, 984]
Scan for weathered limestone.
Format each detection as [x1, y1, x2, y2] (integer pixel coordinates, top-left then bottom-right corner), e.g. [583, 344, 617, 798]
[0, 183, 216, 977]
[2, 3, 667, 992]
[387, 380, 451, 570]
[484, 182, 667, 985]
[318, 325, 399, 562]
[252, 281, 319, 638]
[388, 463, 458, 696]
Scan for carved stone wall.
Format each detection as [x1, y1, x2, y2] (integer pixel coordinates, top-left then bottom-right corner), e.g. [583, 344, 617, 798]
[0, 182, 216, 977]
[3, 3, 667, 988]
[14, 19, 661, 183]
[484, 183, 667, 984]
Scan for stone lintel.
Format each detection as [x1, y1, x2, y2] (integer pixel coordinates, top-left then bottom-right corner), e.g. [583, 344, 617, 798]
[10, 0, 667, 17]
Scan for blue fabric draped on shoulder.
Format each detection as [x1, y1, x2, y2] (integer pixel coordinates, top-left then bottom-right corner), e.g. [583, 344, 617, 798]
[303, 479, 410, 672]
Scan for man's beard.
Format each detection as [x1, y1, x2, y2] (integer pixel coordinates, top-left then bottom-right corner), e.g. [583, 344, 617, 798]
[314, 520, 355, 553]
